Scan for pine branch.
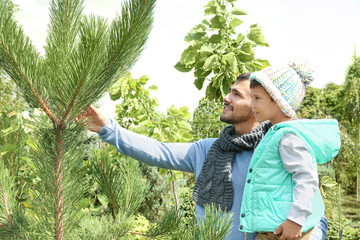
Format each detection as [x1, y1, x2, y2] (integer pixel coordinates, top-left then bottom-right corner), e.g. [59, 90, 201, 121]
[54, 129, 65, 240]
[0, 185, 12, 228]
[0, 5, 56, 125]
[98, 158, 118, 219]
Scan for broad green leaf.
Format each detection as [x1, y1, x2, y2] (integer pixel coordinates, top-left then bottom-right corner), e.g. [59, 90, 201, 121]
[321, 176, 337, 188]
[180, 45, 198, 65]
[224, 52, 237, 73]
[236, 33, 245, 43]
[174, 61, 193, 72]
[241, 42, 255, 55]
[202, 19, 211, 26]
[194, 69, 211, 78]
[194, 78, 206, 90]
[149, 85, 158, 91]
[204, 6, 217, 16]
[211, 74, 224, 88]
[203, 54, 219, 71]
[0, 125, 19, 137]
[21, 157, 37, 171]
[247, 25, 269, 47]
[221, 81, 231, 97]
[231, 7, 247, 15]
[229, 18, 243, 29]
[98, 195, 108, 209]
[210, 15, 226, 29]
[139, 75, 150, 85]
[255, 59, 271, 68]
[206, 83, 218, 100]
[168, 106, 180, 116]
[26, 136, 38, 151]
[159, 168, 167, 175]
[200, 45, 213, 53]
[209, 34, 222, 43]
[184, 25, 207, 42]
[0, 143, 16, 152]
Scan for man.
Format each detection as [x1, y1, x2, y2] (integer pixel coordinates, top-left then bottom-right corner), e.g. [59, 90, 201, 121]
[81, 73, 328, 240]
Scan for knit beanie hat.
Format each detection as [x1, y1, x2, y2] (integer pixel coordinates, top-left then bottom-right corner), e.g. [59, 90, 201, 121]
[249, 61, 315, 117]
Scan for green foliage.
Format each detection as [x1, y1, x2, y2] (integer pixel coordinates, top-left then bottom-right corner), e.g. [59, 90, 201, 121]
[109, 73, 194, 221]
[298, 83, 359, 194]
[72, 213, 133, 240]
[0, 0, 156, 238]
[110, 72, 193, 143]
[0, 75, 24, 114]
[175, 0, 269, 100]
[320, 176, 360, 240]
[87, 148, 147, 218]
[192, 97, 227, 140]
[297, 84, 342, 120]
[339, 53, 360, 132]
[198, 203, 233, 240]
[137, 162, 170, 222]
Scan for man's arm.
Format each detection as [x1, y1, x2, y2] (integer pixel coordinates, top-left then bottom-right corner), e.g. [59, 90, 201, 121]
[79, 105, 198, 173]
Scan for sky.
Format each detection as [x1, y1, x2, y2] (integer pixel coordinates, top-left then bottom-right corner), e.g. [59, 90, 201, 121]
[11, 0, 360, 119]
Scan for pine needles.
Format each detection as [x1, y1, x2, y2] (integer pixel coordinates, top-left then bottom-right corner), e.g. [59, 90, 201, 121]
[0, 0, 155, 239]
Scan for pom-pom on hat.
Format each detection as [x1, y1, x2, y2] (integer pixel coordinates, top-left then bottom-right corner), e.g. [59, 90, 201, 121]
[250, 61, 315, 117]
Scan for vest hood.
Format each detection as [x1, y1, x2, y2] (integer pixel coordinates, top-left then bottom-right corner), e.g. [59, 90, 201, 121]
[272, 119, 341, 164]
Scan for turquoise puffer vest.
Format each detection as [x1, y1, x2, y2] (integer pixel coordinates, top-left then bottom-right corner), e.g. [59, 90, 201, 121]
[239, 119, 341, 233]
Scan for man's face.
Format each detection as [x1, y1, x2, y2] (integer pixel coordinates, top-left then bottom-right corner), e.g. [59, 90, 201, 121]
[220, 80, 254, 125]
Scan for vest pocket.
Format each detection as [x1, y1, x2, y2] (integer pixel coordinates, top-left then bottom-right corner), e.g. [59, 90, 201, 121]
[253, 192, 291, 231]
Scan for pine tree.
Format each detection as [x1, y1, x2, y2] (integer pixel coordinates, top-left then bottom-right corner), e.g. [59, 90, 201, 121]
[0, 0, 155, 239]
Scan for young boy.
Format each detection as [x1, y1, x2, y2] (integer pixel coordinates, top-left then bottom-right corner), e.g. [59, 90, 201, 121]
[239, 62, 341, 240]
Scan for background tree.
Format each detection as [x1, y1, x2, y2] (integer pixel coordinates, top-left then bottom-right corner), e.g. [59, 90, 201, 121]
[109, 73, 193, 217]
[175, 0, 270, 100]
[192, 97, 227, 140]
[0, 0, 155, 239]
[339, 52, 360, 201]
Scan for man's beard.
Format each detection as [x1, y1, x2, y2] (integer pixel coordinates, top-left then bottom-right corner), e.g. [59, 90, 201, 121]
[220, 110, 252, 125]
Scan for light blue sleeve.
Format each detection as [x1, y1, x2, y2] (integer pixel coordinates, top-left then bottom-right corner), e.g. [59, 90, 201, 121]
[98, 118, 197, 173]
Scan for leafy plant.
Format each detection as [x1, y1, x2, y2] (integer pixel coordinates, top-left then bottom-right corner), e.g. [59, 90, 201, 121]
[192, 97, 227, 140]
[0, 0, 155, 238]
[109, 73, 193, 217]
[175, 0, 270, 100]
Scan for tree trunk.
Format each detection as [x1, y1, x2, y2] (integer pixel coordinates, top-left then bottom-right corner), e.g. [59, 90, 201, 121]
[54, 128, 65, 240]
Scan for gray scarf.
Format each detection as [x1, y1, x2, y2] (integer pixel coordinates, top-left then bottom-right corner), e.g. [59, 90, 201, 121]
[192, 121, 272, 211]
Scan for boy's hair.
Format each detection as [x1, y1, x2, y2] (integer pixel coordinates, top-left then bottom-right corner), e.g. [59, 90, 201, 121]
[249, 79, 262, 89]
[249, 62, 315, 117]
[249, 79, 275, 102]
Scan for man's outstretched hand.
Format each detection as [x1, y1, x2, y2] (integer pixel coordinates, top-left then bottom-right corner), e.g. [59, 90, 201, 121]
[76, 105, 108, 133]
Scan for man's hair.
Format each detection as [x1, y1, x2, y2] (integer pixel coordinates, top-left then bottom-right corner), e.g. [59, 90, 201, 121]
[236, 72, 251, 82]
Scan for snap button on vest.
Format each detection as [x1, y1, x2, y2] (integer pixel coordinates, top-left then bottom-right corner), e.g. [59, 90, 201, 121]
[241, 213, 245, 218]
[249, 168, 253, 173]
[247, 179, 251, 183]
[239, 225, 244, 230]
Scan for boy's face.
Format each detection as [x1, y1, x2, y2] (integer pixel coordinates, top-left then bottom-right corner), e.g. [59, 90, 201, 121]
[250, 86, 286, 124]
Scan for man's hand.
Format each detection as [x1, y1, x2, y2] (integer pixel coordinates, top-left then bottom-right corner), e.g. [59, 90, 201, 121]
[274, 219, 302, 240]
[76, 105, 107, 133]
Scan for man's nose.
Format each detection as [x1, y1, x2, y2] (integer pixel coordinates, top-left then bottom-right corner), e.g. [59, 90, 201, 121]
[223, 93, 230, 103]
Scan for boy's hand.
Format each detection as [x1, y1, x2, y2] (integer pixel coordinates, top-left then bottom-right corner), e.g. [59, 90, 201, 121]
[274, 219, 302, 240]
[76, 105, 107, 133]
